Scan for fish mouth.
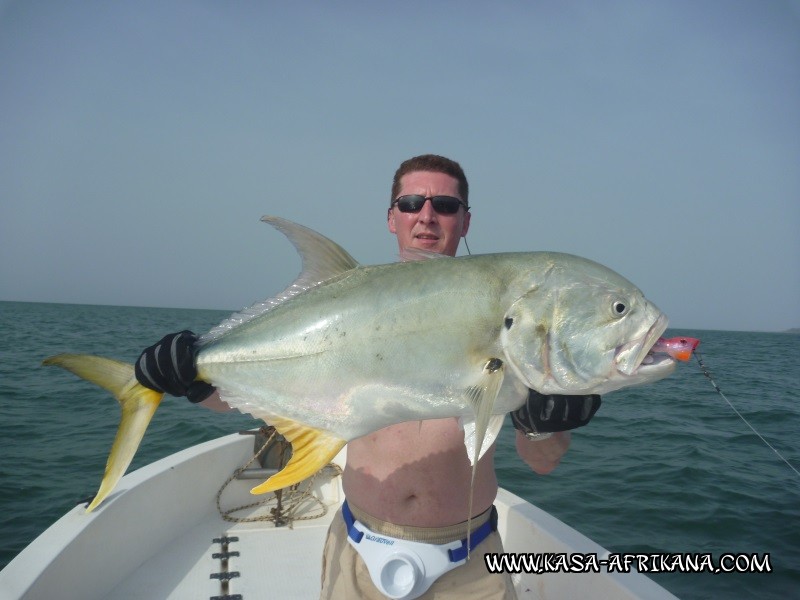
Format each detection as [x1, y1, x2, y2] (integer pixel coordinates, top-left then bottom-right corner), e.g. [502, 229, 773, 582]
[615, 313, 671, 376]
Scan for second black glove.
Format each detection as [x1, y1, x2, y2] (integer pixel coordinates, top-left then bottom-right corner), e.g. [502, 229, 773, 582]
[511, 390, 601, 436]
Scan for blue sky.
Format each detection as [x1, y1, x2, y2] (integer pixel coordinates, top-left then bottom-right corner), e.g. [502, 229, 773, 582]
[1, 0, 798, 332]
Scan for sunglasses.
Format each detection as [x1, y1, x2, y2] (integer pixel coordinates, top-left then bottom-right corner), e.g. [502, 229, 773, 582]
[391, 195, 469, 215]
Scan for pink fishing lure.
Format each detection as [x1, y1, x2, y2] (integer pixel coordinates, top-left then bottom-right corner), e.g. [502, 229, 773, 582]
[650, 336, 701, 362]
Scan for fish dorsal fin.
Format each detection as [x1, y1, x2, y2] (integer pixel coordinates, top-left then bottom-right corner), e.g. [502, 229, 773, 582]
[261, 216, 360, 285]
[201, 216, 360, 343]
[399, 248, 454, 262]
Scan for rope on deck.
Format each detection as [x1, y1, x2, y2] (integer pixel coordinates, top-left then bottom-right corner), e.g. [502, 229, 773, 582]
[215, 426, 343, 526]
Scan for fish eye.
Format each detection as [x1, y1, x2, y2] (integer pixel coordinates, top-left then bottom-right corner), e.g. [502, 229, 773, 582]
[612, 301, 629, 317]
[504, 317, 514, 329]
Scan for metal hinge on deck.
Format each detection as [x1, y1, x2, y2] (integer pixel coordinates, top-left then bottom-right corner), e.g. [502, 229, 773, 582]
[210, 535, 242, 599]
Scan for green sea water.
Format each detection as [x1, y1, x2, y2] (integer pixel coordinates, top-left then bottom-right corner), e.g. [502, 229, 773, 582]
[1, 301, 798, 598]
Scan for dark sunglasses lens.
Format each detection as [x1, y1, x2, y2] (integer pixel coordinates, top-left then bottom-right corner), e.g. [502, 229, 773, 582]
[430, 197, 462, 214]
[394, 195, 463, 214]
[396, 195, 426, 212]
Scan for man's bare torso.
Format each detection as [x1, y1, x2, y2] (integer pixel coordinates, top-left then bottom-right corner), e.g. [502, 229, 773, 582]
[342, 417, 498, 527]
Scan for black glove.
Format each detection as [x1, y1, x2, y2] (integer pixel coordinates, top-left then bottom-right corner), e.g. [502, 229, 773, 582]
[135, 330, 215, 403]
[511, 390, 601, 436]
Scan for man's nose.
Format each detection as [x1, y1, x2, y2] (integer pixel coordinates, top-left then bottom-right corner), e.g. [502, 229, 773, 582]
[416, 198, 437, 222]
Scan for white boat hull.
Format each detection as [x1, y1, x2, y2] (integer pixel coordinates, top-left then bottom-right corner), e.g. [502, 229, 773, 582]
[0, 432, 677, 599]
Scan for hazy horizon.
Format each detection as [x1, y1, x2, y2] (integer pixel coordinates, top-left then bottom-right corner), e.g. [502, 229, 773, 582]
[2, 1, 798, 333]
[1, 297, 796, 335]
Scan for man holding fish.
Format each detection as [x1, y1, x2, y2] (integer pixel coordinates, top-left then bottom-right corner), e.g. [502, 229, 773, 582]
[317, 155, 588, 599]
[46, 150, 697, 597]
[133, 155, 599, 599]
[42, 128, 703, 596]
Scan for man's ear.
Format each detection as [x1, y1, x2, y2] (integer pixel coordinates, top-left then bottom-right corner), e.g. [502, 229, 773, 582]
[388, 208, 397, 234]
[461, 210, 471, 237]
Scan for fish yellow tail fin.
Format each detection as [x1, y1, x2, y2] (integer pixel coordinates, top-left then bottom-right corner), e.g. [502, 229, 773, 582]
[43, 354, 163, 512]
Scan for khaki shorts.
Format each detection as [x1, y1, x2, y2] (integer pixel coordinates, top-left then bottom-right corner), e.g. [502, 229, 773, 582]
[320, 504, 517, 599]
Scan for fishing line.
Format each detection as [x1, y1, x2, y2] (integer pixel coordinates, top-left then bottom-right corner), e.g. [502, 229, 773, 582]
[694, 352, 800, 480]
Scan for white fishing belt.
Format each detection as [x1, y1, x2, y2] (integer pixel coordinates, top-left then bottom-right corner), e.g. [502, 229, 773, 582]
[342, 500, 498, 600]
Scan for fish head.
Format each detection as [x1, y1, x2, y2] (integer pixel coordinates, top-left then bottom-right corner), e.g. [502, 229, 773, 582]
[500, 255, 676, 395]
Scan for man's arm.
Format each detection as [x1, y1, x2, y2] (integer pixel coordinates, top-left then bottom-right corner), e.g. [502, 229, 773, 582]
[199, 391, 233, 412]
[511, 391, 602, 474]
[516, 431, 571, 474]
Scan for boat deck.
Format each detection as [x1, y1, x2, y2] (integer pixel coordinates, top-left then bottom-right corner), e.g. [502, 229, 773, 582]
[1, 432, 677, 600]
[109, 510, 335, 599]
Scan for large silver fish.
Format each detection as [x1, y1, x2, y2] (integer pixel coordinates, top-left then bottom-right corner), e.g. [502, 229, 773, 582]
[45, 216, 677, 512]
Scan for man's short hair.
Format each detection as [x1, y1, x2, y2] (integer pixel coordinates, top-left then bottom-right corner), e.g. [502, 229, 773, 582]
[391, 154, 469, 206]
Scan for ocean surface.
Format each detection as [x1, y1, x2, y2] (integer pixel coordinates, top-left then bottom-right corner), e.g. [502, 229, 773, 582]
[1, 300, 798, 598]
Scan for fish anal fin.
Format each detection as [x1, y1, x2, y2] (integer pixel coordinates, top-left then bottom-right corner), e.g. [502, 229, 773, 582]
[250, 416, 346, 494]
[43, 354, 163, 512]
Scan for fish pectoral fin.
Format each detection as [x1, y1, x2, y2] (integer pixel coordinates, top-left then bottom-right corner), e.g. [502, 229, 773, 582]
[462, 414, 506, 465]
[43, 354, 163, 512]
[462, 358, 505, 560]
[249, 416, 346, 495]
[463, 358, 505, 467]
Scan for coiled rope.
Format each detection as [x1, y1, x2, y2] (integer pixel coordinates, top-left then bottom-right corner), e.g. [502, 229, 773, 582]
[215, 427, 343, 525]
